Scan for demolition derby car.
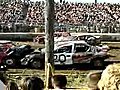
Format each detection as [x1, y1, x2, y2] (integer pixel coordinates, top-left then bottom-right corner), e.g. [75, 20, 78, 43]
[0, 40, 16, 70]
[33, 32, 72, 44]
[0, 44, 34, 68]
[0, 40, 15, 52]
[72, 35, 101, 46]
[33, 32, 101, 46]
[21, 40, 109, 69]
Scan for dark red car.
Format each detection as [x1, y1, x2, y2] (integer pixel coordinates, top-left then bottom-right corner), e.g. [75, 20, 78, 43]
[0, 40, 15, 69]
[0, 40, 15, 52]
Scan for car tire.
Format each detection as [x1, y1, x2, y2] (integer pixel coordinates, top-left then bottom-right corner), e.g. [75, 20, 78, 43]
[59, 54, 66, 63]
[91, 59, 104, 68]
[31, 60, 42, 69]
[5, 58, 15, 67]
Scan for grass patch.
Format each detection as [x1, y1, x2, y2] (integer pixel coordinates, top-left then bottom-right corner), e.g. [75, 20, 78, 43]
[6, 69, 94, 89]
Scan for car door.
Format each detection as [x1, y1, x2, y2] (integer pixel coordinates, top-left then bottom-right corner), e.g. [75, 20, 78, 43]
[54, 45, 73, 65]
[72, 43, 93, 64]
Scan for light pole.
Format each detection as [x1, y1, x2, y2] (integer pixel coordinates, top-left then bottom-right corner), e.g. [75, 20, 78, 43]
[95, 0, 97, 3]
[44, 0, 54, 89]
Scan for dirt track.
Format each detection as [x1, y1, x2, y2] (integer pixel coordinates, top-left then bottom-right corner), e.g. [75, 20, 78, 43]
[6, 41, 120, 88]
[16, 41, 120, 60]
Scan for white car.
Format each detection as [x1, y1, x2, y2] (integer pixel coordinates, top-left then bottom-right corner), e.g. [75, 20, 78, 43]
[21, 40, 109, 69]
[53, 41, 108, 65]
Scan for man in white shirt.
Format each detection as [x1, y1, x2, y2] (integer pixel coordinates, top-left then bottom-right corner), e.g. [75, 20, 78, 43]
[0, 80, 6, 90]
[0, 72, 7, 90]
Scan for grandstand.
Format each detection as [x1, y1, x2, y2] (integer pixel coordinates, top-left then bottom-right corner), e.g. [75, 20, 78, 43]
[0, 0, 120, 33]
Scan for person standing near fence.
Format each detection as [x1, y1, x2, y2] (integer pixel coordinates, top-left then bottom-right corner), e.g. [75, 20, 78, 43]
[51, 75, 67, 90]
[20, 76, 44, 90]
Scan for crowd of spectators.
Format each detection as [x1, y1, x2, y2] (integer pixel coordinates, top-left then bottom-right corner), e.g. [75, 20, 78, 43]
[0, 0, 120, 33]
[0, 71, 68, 90]
[0, 0, 25, 32]
[25, 1, 45, 26]
[55, 2, 120, 33]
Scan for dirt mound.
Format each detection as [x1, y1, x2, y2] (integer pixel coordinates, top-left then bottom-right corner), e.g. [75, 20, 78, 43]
[98, 63, 120, 90]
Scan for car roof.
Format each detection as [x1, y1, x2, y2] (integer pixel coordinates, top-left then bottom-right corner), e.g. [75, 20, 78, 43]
[41, 40, 90, 52]
[55, 40, 90, 49]
[56, 40, 88, 45]
[76, 35, 100, 38]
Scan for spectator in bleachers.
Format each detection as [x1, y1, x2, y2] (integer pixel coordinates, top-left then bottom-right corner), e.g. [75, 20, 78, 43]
[0, 0, 120, 33]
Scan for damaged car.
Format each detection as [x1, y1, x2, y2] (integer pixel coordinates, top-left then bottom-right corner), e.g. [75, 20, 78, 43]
[21, 40, 109, 69]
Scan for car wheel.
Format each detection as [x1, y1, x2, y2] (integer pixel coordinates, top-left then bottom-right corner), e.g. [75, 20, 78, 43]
[5, 58, 15, 66]
[31, 60, 42, 69]
[91, 59, 104, 68]
[59, 54, 66, 63]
